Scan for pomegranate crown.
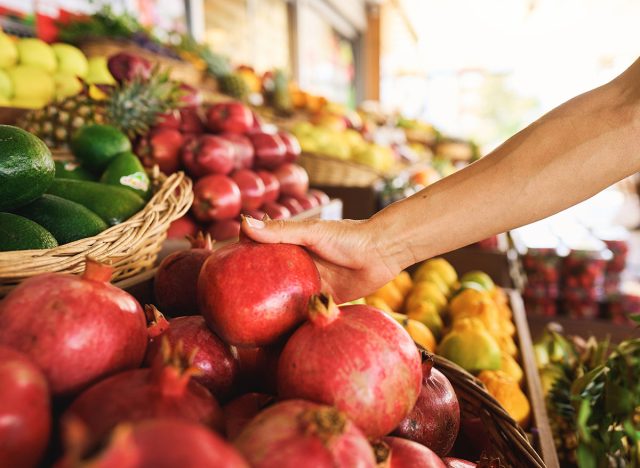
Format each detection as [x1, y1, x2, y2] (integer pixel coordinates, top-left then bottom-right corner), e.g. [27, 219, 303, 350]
[82, 257, 114, 283]
[186, 232, 214, 250]
[151, 338, 202, 396]
[298, 406, 348, 445]
[308, 294, 340, 327]
[145, 305, 170, 338]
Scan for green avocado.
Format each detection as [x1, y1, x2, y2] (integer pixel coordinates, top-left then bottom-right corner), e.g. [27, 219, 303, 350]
[100, 152, 151, 200]
[0, 212, 58, 251]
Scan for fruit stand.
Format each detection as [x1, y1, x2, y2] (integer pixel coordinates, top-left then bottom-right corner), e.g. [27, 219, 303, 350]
[3, 2, 640, 468]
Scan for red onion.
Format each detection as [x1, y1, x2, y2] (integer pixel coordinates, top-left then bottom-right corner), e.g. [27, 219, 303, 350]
[198, 239, 321, 347]
[234, 400, 376, 467]
[64, 339, 224, 445]
[277, 296, 422, 438]
[0, 259, 147, 397]
[155, 233, 214, 316]
[393, 353, 460, 456]
[145, 309, 240, 402]
[0, 346, 51, 468]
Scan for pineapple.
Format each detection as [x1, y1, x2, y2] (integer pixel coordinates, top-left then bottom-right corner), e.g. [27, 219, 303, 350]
[217, 72, 250, 101]
[19, 71, 181, 148]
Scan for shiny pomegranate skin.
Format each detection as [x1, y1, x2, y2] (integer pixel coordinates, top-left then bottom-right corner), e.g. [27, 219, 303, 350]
[257, 170, 280, 203]
[198, 240, 321, 347]
[145, 315, 240, 402]
[0, 346, 51, 468]
[382, 436, 446, 468]
[208, 219, 241, 241]
[234, 400, 376, 468]
[0, 260, 147, 397]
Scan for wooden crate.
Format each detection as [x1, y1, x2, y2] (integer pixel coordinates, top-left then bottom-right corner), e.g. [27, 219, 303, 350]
[509, 290, 559, 468]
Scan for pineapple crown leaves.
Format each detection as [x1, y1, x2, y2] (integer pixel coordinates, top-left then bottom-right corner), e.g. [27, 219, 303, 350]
[106, 67, 184, 139]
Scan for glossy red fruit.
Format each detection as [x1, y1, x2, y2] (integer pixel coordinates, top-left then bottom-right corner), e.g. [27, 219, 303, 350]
[107, 52, 152, 83]
[393, 353, 460, 457]
[235, 400, 376, 468]
[249, 132, 287, 169]
[155, 233, 214, 316]
[0, 346, 51, 468]
[443, 457, 477, 468]
[59, 418, 249, 468]
[222, 133, 255, 169]
[294, 193, 319, 211]
[379, 437, 446, 468]
[262, 201, 291, 220]
[179, 84, 202, 107]
[209, 219, 241, 241]
[64, 339, 224, 445]
[309, 189, 331, 206]
[206, 102, 253, 134]
[232, 169, 266, 210]
[166, 215, 199, 240]
[277, 296, 422, 438]
[223, 393, 275, 440]
[137, 127, 184, 174]
[242, 208, 265, 220]
[198, 239, 321, 347]
[0, 259, 147, 397]
[145, 309, 240, 402]
[181, 135, 236, 177]
[192, 174, 242, 222]
[273, 163, 308, 198]
[278, 132, 301, 163]
[257, 170, 280, 203]
[155, 109, 182, 130]
[279, 196, 304, 216]
[180, 107, 204, 134]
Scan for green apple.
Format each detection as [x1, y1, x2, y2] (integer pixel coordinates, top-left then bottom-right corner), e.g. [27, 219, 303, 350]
[85, 56, 116, 85]
[54, 72, 82, 99]
[0, 69, 13, 99]
[0, 33, 17, 68]
[17, 38, 57, 73]
[52, 43, 88, 78]
[7, 65, 55, 102]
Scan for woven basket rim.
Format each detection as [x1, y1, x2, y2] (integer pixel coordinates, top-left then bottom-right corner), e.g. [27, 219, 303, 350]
[427, 349, 545, 468]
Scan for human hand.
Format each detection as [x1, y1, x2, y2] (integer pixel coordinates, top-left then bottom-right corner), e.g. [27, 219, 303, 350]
[241, 216, 402, 303]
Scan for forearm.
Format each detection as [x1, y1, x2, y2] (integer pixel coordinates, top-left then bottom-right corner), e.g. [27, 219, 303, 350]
[374, 58, 640, 271]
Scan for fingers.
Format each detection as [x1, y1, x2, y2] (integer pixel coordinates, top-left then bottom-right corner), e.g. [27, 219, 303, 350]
[241, 216, 317, 245]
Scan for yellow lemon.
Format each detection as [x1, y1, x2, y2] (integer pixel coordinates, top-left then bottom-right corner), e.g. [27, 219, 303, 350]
[369, 281, 404, 311]
[414, 258, 457, 286]
[437, 318, 502, 373]
[406, 282, 447, 313]
[478, 370, 531, 428]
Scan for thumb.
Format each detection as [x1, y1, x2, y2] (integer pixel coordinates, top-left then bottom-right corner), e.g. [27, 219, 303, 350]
[241, 216, 316, 245]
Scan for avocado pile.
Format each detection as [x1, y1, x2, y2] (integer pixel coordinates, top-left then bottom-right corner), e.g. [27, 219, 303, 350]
[0, 124, 151, 252]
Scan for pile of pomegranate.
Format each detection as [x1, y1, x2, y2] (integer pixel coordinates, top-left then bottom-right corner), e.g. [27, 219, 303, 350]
[0, 243, 487, 467]
[136, 93, 330, 241]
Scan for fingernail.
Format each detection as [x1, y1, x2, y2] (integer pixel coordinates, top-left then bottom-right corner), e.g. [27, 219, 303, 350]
[245, 217, 265, 229]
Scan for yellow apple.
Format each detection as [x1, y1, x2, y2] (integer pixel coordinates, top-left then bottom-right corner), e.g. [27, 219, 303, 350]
[17, 38, 56, 73]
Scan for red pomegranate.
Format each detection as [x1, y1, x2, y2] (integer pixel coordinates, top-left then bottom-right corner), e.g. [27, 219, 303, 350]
[378, 437, 446, 468]
[234, 400, 376, 468]
[209, 219, 241, 241]
[145, 309, 240, 402]
[192, 174, 242, 222]
[309, 189, 331, 206]
[206, 102, 253, 134]
[181, 134, 236, 177]
[295, 193, 320, 211]
[223, 393, 275, 440]
[443, 458, 477, 468]
[0, 346, 51, 468]
[393, 353, 460, 457]
[154, 233, 214, 316]
[279, 196, 305, 215]
[277, 296, 422, 438]
[243, 208, 266, 220]
[222, 133, 255, 169]
[166, 215, 199, 240]
[232, 169, 266, 210]
[198, 239, 321, 347]
[261, 201, 291, 220]
[273, 163, 309, 198]
[249, 132, 287, 169]
[278, 131, 301, 163]
[257, 170, 280, 203]
[0, 259, 147, 397]
[136, 127, 184, 175]
[107, 52, 152, 83]
[64, 339, 224, 445]
[59, 418, 248, 468]
[180, 107, 205, 134]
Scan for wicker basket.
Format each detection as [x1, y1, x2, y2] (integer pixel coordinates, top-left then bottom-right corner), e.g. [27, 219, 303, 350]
[432, 351, 545, 468]
[0, 168, 193, 297]
[299, 152, 401, 187]
[79, 38, 204, 87]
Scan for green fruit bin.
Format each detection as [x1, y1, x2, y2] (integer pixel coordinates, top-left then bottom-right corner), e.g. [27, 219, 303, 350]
[0, 165, 192, 297]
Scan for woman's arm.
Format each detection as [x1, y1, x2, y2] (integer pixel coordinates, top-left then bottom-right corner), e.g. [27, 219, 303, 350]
[243, 58, 640, 303]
